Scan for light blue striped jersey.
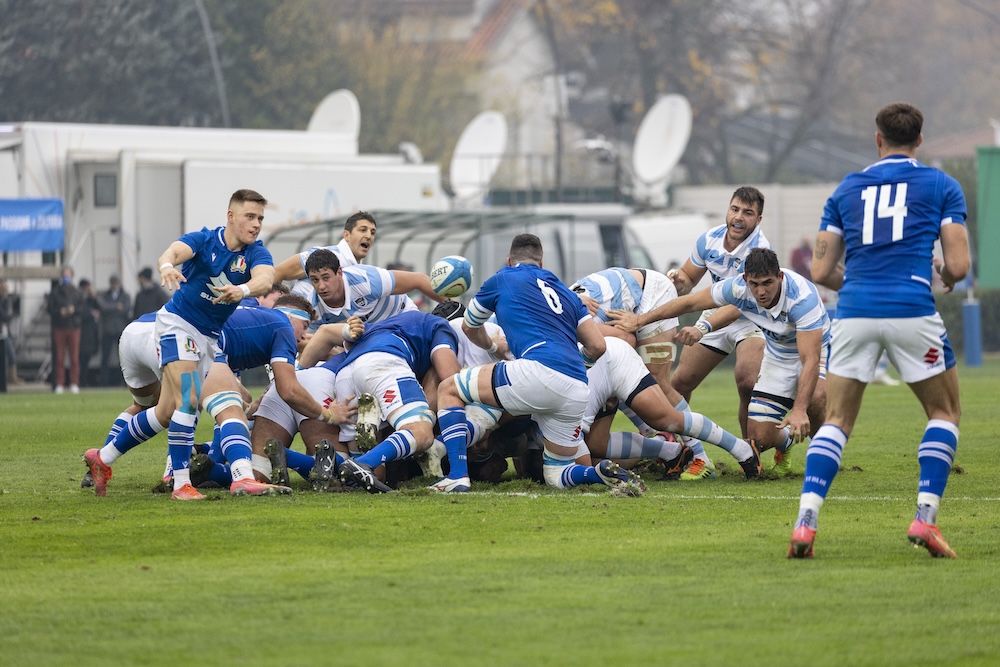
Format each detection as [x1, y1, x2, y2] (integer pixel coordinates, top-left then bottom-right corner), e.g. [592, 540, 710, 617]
[569, 267, 642, 324]
[691, 224, 771, 283]
[295, 264, 414, 325]
[711, 268, 830, 360]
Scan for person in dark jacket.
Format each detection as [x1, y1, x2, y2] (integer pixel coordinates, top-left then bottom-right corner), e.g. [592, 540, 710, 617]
[78, 279, 102, 387]
[98, 274, 131, 385]
[49, 266, 84, 393]
[132, 267, 169, 319]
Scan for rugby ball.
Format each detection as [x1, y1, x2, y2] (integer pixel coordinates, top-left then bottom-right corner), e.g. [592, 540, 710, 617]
[430, 256, 473, 298]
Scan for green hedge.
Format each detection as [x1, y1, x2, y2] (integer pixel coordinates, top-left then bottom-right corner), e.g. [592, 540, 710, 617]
[936, 289, 1000, 354]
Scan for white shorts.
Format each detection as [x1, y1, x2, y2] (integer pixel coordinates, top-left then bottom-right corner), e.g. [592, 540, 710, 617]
[335, 352, 431, 430]
[697, 310, 765, 356]
[749, 347, 828, 423]
[492, 359, 588, 448]
[154, 309, 219, 381]
[636, 270, 679, 339]
[254, 366, 337, 437]
[119, 319, 161, 389]
[828, 315, 955, 384]
[583, 337, 648, 431]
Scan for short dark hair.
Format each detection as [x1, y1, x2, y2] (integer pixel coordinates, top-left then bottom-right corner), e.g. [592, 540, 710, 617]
[274, 293, 315, 320]
[304, 248, 341, 276]
[345, 211, 376, 232]
[731, 186, 765, 216]
[743, 247, 780, 278]
[229, 189, 267, 208]
[509, 234, 543, 264]
[876, 103, 923, 148]
[267, 282, 291, 296]
[138, 267, 153, 281]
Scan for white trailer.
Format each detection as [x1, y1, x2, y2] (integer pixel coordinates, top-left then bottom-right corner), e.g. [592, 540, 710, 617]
[0, 121, 447, 291]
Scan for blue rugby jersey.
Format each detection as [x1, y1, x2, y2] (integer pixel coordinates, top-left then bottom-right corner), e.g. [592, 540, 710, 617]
[820, 155, 966, 318]
[163, 226, 272, 337]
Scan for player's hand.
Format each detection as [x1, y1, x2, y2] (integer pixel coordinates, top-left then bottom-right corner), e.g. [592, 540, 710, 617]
[675, 325, 705, 346]
[210, 284, 245, 305]
[933, 257, 956, 294]
[343, 316, 365, 343]
[160, 265, 186, 291]
[578, 294, 600, 316]
[489, 336, 511, 360]
[607, 309, 640, 333]
[320, 395, 358, 425]
[778, 408, 810, 444]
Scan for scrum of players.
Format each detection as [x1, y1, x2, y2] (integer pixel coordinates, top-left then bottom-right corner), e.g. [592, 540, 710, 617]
[83, 185, 829, 500]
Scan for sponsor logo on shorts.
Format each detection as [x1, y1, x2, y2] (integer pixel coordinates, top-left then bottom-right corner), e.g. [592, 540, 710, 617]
[924, 348, 940, 366]
[381, 389, 397, 404]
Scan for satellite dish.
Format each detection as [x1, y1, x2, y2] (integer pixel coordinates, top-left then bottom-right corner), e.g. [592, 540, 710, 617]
[631, 94, 692, 186]
[449, 111, 508, 201]
[308, 89, 361, 137]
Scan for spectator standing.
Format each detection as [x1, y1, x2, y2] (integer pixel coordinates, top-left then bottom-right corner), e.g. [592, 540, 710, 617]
[49, 266, 84, 394]
[1, 279, 23, 384]
[78, 279, 102, 387]
[98, 274, 131, 386]
[133, 266, 170, 319]
[790, 237, 813, 277]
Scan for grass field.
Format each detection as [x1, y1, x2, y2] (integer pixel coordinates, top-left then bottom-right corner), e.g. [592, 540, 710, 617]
[2, 361, 999, 666]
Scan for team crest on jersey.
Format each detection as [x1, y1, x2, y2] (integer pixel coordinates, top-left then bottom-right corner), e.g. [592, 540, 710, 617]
[230, 256, 248, 274]
[353, 296, 369, 308]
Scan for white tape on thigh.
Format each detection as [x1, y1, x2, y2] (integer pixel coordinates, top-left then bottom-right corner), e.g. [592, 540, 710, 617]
[455, 366, 484, 405]
[638, 342, 676, 365]
[203, 390, 243, 419]
[131, 391, 156, 407]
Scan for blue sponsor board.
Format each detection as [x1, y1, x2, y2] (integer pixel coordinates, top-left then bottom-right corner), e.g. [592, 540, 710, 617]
[0, 198, 64, 251]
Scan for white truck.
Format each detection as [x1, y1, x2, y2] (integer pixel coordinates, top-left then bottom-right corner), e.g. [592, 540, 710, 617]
[0, 121, 447, 291]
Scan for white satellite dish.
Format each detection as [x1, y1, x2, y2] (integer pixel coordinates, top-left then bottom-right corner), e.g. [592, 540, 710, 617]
[631, 94, 692, 190]
[449, 110, 508, 201]
[308, 89, 361, 137]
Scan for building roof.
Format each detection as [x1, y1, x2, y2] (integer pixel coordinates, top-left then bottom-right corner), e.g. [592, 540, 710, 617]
[919, 124, 998, 161]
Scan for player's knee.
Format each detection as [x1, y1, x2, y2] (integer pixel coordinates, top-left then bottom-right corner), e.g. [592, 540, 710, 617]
[403, 422, 435, 452]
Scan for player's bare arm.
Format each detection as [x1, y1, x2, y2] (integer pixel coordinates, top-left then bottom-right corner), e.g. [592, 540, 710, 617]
[462, 317, 494, 351]
[391, 270, 446, 303]
[157, 240, 195, 290]
[675, 304, 742, 346]
[936, 223, 970, 293]
[608, 288, 716, 333]
[668, 259, 706, 296]
[810, 231, 845, 291]
[298, 319, 362, 368]
[274, 254, 306, 282]
[577, 316, 607, 365]
[780, 327, 823, 443]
